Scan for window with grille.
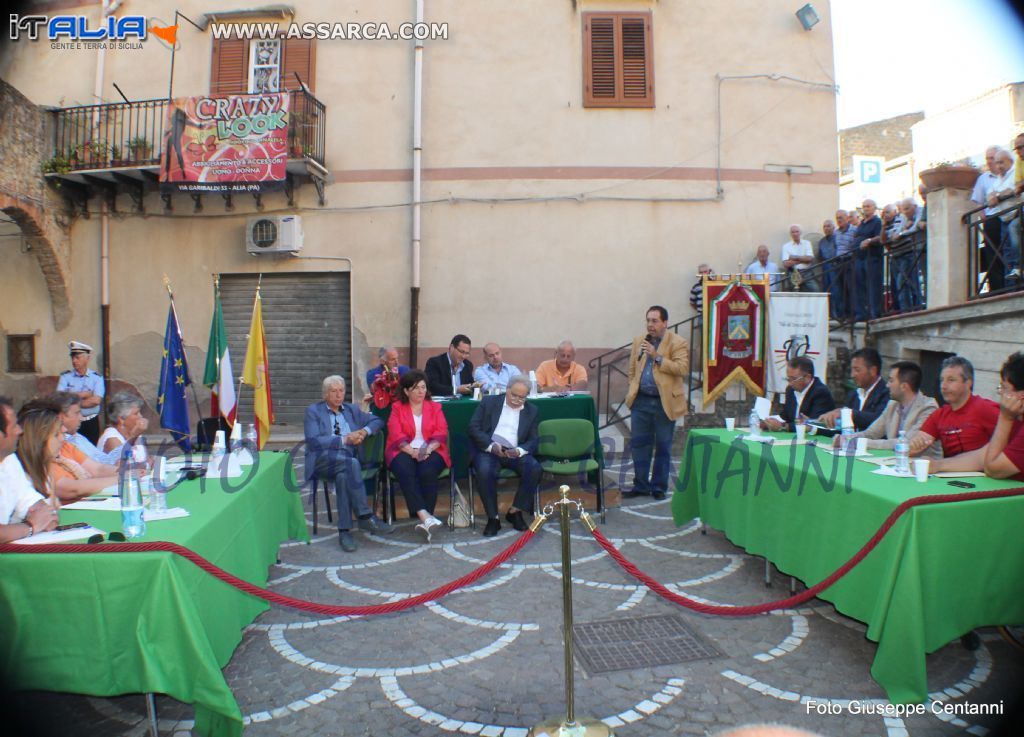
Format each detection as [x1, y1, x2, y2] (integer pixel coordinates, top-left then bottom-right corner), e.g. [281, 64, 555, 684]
[249, 39, 281, 93]
[582, 12, 654, 108]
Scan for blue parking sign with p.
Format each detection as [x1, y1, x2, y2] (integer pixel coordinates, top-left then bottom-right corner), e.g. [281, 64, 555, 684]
[859, 159, 881, 184]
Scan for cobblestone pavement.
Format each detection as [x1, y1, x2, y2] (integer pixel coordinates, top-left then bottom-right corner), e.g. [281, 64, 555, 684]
[14, 448, 1023, 737]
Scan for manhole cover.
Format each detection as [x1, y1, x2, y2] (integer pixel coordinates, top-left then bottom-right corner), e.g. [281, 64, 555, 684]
[572, 614, 723, 675]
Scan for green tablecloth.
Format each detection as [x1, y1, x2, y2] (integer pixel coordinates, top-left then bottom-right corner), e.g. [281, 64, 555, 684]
[0, 452, 309, 737]
[672, 430, 1024, 704]
[374, 394, 602, 478]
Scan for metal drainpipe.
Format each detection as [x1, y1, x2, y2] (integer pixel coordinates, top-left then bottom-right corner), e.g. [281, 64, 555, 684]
[408, 0, 424, 367]
[97, 0, 118, 398]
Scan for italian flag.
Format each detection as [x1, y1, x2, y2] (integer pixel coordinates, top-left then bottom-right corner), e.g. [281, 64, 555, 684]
[203, 286, 236, 427]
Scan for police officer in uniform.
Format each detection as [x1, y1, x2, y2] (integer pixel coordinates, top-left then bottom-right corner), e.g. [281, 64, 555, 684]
[57, 341, 105, 444]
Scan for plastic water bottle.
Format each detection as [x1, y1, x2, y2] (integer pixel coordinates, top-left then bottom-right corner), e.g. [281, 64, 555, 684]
[119, 443, 146, 538]
[894, 431, 910, 474]
[133, 437, 151, 498]
[841, 425, 856, 454]
[245, 424, 258, 453]
[748, 409, 760, 437]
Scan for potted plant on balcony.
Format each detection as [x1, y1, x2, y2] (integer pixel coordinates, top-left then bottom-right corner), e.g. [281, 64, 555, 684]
[919, 161, 980, 191]
[128, 136, 152, 162]
[41, 152, 72, 175]
[287, 111, 305, 157]
[77, 139, 110, 167]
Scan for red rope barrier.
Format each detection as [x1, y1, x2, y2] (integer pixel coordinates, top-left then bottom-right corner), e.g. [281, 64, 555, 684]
[590, 487, 1024, 616]
[0, 530, 537, 616]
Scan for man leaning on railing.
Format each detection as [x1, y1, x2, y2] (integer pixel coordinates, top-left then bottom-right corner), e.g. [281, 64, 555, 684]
[882, 198, 926, 313]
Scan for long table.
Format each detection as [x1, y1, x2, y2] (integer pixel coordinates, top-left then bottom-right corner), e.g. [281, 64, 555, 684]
[0, 452, 309, 737]
[672, 429, 1024, 704]
[374, 394, 602, 477]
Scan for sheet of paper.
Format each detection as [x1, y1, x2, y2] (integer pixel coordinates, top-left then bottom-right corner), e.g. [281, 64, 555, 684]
[145, 507, 190, 521]
[871, 466, 914, 478]
[13, 525, 105, 545]
[62, 496, 122, 511]
[931, 471, 987, 478]
[754, 397, 772, 420]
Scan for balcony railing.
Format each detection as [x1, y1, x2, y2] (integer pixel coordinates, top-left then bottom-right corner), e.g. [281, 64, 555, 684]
[964, 199, 1024, 300]
[45, 89, 326, 174]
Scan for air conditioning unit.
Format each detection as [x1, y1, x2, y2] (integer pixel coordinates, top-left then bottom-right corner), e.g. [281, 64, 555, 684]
[246, 215, 303, 255]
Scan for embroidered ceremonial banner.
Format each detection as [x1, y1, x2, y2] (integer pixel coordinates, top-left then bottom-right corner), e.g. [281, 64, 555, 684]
[703, 277, 768, 403]
[765, 292, 829, 394]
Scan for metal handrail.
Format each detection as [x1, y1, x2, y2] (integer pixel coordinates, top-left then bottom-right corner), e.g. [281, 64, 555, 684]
[964, 197, 1024, 300]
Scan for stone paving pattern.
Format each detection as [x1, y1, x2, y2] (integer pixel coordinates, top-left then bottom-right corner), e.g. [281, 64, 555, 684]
[12, 442, 1023, 737]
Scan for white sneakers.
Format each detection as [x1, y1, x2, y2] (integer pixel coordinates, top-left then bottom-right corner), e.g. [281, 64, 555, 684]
[415, 515, 443, 541]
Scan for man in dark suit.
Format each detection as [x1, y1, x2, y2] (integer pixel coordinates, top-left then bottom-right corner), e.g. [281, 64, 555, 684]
[304, 375, 393, 552]
[817, 347, 890, 431]
[467, 375, 542, 536]
[424, 334, 478, 397]
[763, 356, 836, 432]
[852, 199, 884, 320]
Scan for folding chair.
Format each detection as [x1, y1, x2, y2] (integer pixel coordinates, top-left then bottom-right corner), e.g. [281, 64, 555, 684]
[311, 431, 386, 535]
[536, 418, 606, 523]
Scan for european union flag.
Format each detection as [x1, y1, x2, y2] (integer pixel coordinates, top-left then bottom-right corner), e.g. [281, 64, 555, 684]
[157, 303, 193, 450]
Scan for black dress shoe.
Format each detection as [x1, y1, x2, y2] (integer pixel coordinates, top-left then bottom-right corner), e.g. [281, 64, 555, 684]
[621, 489, 649, 498]
[505, 510, 528, 532]
[651, 491, 667, 501]
[483, 518, 501, 537]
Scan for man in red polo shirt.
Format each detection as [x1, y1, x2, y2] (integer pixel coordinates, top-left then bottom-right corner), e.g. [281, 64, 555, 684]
[983, 352, 1024, 482]
[910, 356, 999, 471]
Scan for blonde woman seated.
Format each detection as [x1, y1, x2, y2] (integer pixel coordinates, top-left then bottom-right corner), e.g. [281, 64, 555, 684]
[19, 399, 119, 502]
[385, 370, 451, 540]
[98, 392, 149, 454]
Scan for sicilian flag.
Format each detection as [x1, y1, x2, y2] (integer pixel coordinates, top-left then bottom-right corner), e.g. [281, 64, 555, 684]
[156, 303, 193, 451]
[241, 290, 274, 449]
[202, 286, 236, 427]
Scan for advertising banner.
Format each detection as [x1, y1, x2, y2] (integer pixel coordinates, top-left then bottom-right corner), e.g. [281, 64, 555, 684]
[160, 93, 290, 193]
[765, 292, 830, 394]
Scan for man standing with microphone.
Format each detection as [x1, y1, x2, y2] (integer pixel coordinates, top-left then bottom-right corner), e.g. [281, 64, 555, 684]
[624, 306, 690, 500]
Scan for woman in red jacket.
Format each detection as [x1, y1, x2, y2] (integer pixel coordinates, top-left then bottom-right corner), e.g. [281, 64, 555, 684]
[386, 370, 451, 539]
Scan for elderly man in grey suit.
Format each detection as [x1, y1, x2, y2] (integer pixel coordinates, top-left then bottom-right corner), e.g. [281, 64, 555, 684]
[304, 375, 393, 551]
[834, 361, 941, 459]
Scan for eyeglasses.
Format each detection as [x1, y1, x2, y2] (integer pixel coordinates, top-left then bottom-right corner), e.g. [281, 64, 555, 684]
[507, 392, 529, 404]
[333, 417, 341, 436]
[87, 531, 126, 544]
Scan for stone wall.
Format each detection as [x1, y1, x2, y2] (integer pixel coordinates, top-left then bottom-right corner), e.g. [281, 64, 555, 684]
[0, 78, 73, 330]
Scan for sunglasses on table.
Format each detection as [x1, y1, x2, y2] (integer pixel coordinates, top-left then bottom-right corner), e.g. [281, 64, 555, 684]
[87, 531, 127, 544]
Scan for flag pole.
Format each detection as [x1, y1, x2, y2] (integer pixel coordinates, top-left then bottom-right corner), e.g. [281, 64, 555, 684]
[164, 275, 206, 431]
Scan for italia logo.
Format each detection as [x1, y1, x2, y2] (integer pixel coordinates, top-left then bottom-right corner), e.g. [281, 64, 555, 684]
[8, 14, 177, 43]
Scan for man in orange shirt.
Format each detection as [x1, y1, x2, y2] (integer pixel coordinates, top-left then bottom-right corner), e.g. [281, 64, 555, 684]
[535, 341, 588, 392]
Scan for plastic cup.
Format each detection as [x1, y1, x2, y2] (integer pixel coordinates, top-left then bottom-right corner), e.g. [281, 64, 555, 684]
[856, 438, 868, 456]
[725, 418, 736, 430]
[795, 424, 806, 442]
[913, 459, 930, 482]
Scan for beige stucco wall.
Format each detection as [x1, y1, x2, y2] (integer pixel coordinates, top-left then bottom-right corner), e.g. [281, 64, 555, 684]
[0, 0, 839, 407]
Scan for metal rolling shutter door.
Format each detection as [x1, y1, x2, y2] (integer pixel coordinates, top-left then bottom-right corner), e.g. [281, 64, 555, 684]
[220, 272, 351, 427]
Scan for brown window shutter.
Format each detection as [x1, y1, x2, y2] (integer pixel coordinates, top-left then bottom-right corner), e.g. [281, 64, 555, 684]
[281, 39, 316, 92]
[582, 12, 654, 108]
[210, 36, 250, 95]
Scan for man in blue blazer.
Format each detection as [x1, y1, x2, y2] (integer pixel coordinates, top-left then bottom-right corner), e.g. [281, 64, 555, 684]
[763, 356, 836, 432]
[817, 347, 891, 431]
[304, 375, 392, 551]
[467, 376, 542, 537]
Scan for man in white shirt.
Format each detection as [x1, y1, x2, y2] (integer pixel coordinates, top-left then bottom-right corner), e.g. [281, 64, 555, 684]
[971, 145, 1015, 292]
[0, 396, 59, 542]
[780, 225, 819, 292]
[744, 245, 782, 291]
[467, 376, 542, 536]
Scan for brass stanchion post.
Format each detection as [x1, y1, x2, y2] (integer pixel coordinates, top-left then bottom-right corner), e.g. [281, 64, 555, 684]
[529, 486, 613, 737]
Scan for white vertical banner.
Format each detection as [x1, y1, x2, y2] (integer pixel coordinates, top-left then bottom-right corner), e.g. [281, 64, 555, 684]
[766, 293, 830, 394]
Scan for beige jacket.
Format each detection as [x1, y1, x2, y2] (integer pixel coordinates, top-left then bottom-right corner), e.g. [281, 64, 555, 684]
[626, 331, 690, 421]
[861, 393, 942, 459]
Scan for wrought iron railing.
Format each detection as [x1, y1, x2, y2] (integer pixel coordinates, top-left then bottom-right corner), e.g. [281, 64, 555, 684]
[45, 89, 326, 174]
[964, 199, 1024, 300]
[588, 315, 703, 429]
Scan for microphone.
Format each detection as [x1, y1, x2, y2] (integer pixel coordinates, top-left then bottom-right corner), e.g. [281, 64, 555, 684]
[638, 334, 653, 361]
